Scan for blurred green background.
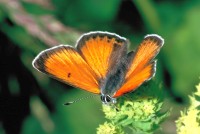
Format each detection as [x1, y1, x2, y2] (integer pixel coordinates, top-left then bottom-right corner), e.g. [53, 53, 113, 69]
[0, 0, 200, 134]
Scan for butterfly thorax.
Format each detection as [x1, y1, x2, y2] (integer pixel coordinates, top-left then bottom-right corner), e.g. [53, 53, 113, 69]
[100, 61, 127, 104]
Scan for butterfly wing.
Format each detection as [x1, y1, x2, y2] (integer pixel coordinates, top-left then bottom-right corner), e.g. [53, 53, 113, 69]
[114, 34, 164, 97]
[32, 45, 100, 94]
[76, 32, 128, 84]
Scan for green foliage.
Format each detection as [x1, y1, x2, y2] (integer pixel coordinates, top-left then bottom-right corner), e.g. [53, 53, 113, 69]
[52, 0, 121, 30]
[176, 82, 200, 134]
[159, 1, 200, 98]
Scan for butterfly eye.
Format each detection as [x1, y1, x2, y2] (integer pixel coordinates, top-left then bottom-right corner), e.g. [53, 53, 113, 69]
[105, 95, 111, 102]
[101, 94, 116, 104]
[101, 94, 111, 104]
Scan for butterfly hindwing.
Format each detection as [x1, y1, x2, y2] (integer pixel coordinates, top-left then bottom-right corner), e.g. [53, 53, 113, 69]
[114, 35, 164, 97]
[32, 45, 100, 94]
[114, 61, 156, 97]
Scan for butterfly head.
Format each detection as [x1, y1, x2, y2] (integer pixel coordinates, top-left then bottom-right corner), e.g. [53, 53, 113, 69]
[100, 94, 116, 104]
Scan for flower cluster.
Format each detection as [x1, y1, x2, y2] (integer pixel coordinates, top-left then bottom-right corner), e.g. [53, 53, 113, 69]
[97, 85, 169, 134]
[176, 82, 200, 134]
[97, 122, 124, 134]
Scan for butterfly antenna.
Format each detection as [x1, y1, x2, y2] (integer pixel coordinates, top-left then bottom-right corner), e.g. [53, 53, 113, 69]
[113, 104, 120, 112]
[64, 95, 96, 106]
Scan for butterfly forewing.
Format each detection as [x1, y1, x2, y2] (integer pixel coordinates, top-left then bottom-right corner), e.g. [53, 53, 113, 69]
[126, 35, 164, 78]
[33, 45, 100, 94]
[76, 32, 128, 80]
[114, 35, 164, 97]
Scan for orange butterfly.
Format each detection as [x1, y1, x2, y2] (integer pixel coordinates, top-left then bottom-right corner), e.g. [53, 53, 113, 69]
[32, 31, 164, 104]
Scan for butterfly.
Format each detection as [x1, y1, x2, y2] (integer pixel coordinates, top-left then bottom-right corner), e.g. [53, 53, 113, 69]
[32, 31, 164, 104]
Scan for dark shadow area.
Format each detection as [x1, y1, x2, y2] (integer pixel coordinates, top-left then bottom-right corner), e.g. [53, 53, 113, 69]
[0, 29, 54, 134]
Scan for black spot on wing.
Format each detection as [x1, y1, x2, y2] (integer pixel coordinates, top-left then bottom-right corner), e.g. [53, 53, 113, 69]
[67, 73, 71, 78]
